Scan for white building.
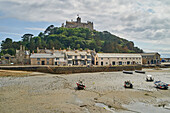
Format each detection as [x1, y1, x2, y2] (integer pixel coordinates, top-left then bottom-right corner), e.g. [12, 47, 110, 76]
[95, 53, 142, 66]
[53, 52, 67, 66]
[65, 50, 92, 66]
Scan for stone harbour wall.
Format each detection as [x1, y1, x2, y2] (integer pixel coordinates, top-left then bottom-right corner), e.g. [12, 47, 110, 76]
[0, 65, 142, 74]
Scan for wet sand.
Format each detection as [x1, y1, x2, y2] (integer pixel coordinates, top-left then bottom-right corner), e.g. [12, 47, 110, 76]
[0, 68, 170, 113]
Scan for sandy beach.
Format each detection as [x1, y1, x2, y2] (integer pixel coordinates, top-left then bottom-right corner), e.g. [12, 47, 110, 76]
[0, 68, 170, 113]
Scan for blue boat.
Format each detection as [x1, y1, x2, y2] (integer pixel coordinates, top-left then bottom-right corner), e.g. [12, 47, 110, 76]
[154, 81, 168, 90]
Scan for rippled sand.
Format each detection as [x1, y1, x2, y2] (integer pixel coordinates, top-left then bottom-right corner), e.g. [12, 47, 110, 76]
[0, 68, 170, 113]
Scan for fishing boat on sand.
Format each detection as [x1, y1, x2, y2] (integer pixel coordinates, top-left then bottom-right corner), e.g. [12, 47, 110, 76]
[154, 81, 168, 90]
[135, 70, 145, 74]
[123, 71, 133, 74]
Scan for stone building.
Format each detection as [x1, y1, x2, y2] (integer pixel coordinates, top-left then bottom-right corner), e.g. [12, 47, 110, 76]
[141, 53, 160, 64]
[62, 16, 94, 30]
[95, 53, 142, 66]
[30, 53, 55, 65]
[30, 48, 94, 66]
[15, 45, 30, 64]
[1, 54, 16, 64]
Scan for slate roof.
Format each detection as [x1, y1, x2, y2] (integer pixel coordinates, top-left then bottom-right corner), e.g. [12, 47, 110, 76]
[30, 53, 55, 58]
[97, 53, 142, 58]
[140, 53, 160, 56]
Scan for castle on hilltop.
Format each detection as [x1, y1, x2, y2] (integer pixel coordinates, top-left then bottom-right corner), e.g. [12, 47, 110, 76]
[62, 16, 94, 30]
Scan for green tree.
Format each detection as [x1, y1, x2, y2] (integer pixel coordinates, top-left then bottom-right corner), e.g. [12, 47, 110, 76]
[48, 40, 54, 49]
[7, 48, 15, 55]
[1, 38, 13, 49]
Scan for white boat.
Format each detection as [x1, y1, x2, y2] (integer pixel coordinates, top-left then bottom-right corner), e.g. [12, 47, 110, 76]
[146, 75, 154, 82]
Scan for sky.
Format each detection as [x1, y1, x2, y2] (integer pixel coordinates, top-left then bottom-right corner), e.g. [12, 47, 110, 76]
[0, 0, 170, 58]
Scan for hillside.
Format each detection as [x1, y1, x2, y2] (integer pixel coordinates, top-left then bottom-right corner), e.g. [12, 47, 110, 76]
[0, 26, 143, 56]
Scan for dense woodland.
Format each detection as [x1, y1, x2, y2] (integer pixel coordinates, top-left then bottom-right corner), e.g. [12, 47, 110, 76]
[0, 25, 143, 56]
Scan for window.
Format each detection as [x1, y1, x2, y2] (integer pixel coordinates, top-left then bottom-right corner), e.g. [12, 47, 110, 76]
[47, 61, 49, 65]
[101, 58, 103, 60]
[68, 55, 72, 58]
[121, 58, 123, 60]
[126, 58, 127, 60]
[112, 61, 115, 65]
[46, 58, 49, 61]
[101, 61, 103, 65]
[108, 58, 109, 60]
[87, 55, 91, 59]
[117, 58, 119, 60]
[106, 62, 108, 64]
[81, 61, 84, 65]
[37, 62, 40, 65]
[56, 58, 59, 60]
[68, 61, 72, 64]
[119, 61, 122, 65]
[87, 60, 91, 64]
[75, 61, 78, 65]
[136, 58, 138, 60]
[81, 56, 85, 58]
[37, 58, 40, 61]
[75, 56, 77, 59]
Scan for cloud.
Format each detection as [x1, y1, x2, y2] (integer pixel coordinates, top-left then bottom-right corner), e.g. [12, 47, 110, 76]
[25, 27, 45, 31]
[0, 0, 170, 56]
[0, 32, 22, 36]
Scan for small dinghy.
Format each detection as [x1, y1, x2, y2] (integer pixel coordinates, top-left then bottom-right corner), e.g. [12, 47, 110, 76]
[76, 80, 86, 90]
[124, 80, 133, 88]
[146, 75, 154, 82]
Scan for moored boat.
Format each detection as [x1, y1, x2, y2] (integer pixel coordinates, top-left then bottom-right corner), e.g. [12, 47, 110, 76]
[154, 81, 168, 90]
[146, 75, 154, 82]
[135, 70, 145, 74]
[124, 80, 133, 88]
[123, 71, 133, 74]
[76, 80, 86, 90]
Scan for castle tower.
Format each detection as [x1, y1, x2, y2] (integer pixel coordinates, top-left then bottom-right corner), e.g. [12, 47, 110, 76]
[61, 23, 65, 27]
[77, 17, 81, 23]
[64, 16, 94, 30]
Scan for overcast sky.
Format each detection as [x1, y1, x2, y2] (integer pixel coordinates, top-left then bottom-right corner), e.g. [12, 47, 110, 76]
[0, 0, 170, 57]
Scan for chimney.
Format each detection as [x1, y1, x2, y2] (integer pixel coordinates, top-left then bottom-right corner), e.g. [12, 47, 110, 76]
[20, 45, 22, 51]
[23, 46, 25, 51]
[37, 47, 39, 53]
[52, 47, 55, 53]
[80, 48, 83, 51]
[75, 50, 78, 53]
[59, 48, 61, 51]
